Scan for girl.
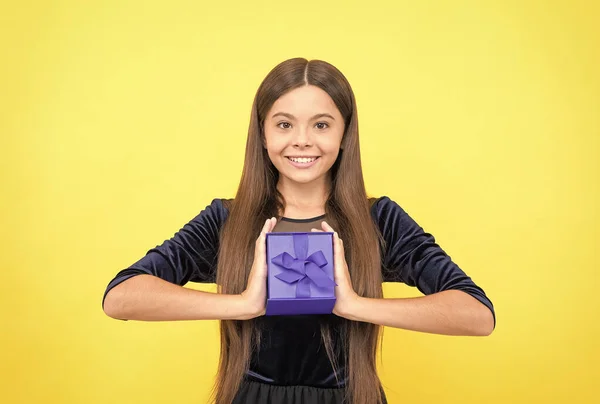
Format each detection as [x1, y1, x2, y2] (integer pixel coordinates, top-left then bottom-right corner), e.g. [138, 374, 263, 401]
[102, 58, 496, 404]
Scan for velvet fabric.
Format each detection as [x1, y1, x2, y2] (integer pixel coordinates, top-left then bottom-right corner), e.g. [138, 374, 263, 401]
[102, 196, 496, 392]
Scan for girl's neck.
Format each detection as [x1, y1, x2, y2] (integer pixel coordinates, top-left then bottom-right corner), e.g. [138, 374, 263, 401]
[277, 176, 331, 219]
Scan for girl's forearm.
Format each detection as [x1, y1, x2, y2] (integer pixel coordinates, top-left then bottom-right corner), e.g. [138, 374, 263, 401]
[341, 289, 494, 336]
[103, 274, 255, 321]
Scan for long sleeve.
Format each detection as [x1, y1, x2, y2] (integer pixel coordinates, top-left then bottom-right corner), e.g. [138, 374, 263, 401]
[101, 198, 229, 310]
[373, 196, 496, 329]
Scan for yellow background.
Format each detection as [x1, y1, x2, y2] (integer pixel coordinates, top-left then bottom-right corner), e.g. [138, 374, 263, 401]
[1, 1, 598, 403]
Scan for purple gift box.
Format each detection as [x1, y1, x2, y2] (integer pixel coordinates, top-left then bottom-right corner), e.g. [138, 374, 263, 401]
[265, 232, 337, 316]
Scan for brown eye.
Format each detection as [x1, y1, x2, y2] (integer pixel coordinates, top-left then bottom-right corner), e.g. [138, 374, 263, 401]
[277, 122, 291, 129]
[315, 122, 329, 130]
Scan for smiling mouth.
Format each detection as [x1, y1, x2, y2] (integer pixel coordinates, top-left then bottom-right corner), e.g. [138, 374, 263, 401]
[286, 156, 320, 163]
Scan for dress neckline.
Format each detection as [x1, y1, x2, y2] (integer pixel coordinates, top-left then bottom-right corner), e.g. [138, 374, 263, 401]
[280, 214, 326, 223]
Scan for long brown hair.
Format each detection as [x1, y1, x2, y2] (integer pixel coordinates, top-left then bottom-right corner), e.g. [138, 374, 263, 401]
[211, 58, 386, 403]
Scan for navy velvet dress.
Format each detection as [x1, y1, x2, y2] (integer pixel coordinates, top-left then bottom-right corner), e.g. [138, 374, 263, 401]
[102, 196, 496, 404]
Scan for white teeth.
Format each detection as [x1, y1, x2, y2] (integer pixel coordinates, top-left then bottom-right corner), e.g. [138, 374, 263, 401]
[289, 157, 317, 163]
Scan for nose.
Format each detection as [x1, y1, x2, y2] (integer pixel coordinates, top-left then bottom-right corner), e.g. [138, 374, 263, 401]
[292, 126, 312, 148]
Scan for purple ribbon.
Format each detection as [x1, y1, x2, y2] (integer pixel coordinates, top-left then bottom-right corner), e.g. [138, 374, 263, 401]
[271, 233, 337, 298]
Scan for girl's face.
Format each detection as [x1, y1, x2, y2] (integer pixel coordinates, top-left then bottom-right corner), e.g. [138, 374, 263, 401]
[263, 85, 345, 187]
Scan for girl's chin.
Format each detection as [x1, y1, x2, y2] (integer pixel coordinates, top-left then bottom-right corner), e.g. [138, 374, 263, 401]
[280, 171, 327, 185]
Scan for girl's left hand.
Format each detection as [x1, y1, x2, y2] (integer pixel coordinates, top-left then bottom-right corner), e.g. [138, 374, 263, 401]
[311, 221, 360, 318]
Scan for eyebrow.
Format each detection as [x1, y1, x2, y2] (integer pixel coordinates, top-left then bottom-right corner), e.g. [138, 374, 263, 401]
[271, 112, 336, 121]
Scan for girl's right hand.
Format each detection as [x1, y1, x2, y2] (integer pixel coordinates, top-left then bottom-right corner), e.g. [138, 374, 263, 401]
[240, 217, 277, 318]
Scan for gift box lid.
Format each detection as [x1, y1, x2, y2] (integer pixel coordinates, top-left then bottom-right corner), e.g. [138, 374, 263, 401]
[265, 231, 336, 299]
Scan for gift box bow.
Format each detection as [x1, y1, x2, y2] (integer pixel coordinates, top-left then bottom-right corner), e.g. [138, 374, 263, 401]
[271, 233, 337, 298]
